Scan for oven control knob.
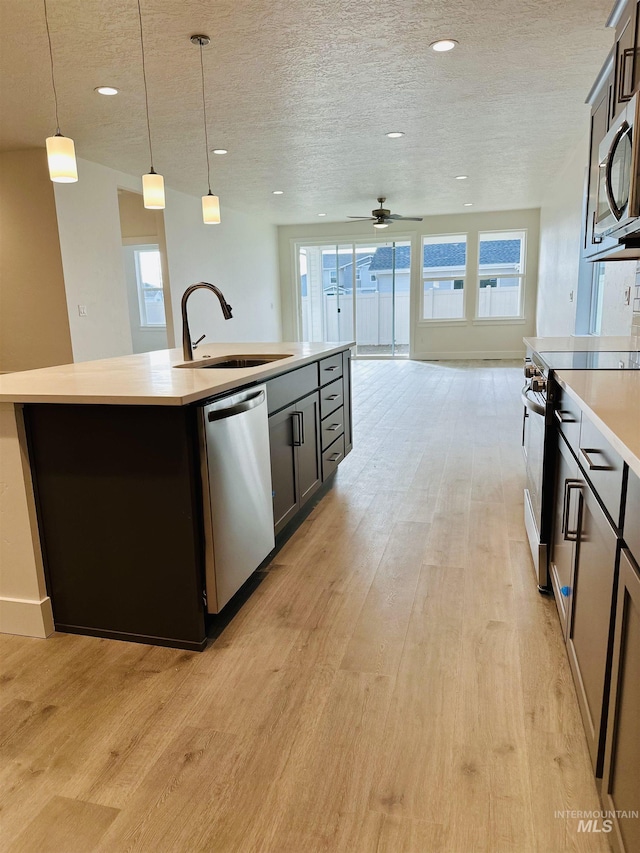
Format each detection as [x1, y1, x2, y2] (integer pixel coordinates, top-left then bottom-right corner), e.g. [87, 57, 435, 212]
[525, 364, 541, 378]
[531, 377, 547, 393]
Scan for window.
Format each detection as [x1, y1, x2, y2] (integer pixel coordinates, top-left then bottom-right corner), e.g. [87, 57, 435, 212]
[370, 273, 377, 282]
[422, 234, 467, 319]
[476, 230, 525, 318]
[134, 248, 166, 327]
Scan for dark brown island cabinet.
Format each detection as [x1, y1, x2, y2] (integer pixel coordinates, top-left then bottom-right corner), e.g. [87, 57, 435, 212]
[24, 348, 353, 652]
[549, 385, 639, 853]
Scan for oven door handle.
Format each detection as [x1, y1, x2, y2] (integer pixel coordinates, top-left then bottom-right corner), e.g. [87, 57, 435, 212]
[521, 383, 545, 417]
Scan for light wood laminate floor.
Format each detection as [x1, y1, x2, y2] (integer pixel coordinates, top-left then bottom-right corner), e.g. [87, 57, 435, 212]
[0, 360, 610, 853]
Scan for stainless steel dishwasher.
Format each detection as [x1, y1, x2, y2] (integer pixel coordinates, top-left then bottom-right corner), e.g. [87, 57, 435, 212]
[199, 384, 275, 612]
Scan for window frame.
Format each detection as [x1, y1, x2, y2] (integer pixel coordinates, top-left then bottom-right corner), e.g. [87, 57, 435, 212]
[474, 229, 527, 321]
[419, 232, 468, 324]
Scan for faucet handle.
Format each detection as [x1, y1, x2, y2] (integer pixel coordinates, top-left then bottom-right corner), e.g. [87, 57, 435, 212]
[192, 334, 206, 349]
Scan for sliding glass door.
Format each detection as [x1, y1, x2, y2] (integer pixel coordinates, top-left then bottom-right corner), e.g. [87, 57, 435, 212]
[298, 240, 410, 356]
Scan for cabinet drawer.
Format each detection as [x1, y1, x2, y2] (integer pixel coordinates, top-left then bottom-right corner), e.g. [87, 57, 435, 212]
[579, 416, 625, 528]
[322, 435, 345, 480]
[554, 387, 582, 453]
[624, 468, 640, 563]
[320, 378, 343, 419]
[319, 353, 343, 385]
[266, 363, 318, 414]
[321, 406, 344, 450]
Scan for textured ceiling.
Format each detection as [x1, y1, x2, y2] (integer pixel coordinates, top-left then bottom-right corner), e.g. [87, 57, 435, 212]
[0, 0, 613, 224]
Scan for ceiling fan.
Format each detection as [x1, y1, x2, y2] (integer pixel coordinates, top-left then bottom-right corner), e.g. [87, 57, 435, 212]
[348, 197, 423, 229]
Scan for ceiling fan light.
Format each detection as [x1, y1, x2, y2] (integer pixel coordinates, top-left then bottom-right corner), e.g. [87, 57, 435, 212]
[373, 221, 389, 229]
[142, 170, 165, 209]
[46, 134, 78, 182]
[202, 192, 221, 224]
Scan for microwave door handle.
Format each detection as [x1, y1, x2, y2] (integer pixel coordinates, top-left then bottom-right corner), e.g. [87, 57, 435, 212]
[604, 121, 630, 221]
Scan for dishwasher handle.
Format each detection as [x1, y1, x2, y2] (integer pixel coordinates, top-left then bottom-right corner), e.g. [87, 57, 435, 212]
[207, 389, 266, 422]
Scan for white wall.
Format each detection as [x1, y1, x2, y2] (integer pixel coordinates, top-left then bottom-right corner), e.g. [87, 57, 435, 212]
[54, 159, 134, 362]
[0, 150, 73, 372]
[162, 189, 281, 348]
[53, 159, 281, 359]
[536, 132, 588, 337]
[278, 208, 539, 359]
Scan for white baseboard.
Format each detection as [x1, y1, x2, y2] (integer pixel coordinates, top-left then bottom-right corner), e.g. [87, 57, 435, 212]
[411, 350, 524, 360]
[0, 595, 54, 638]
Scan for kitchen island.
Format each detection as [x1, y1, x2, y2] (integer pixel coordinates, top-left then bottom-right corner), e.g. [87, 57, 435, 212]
[0, 342, 354, 649]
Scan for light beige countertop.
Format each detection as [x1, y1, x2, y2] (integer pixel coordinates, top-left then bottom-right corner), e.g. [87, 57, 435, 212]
[524, 335, 639, 353]
[554, 370, 640, 478]
[0, 342, 354, 406]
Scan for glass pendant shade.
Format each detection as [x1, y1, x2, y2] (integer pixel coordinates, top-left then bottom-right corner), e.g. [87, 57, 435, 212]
[142, 171, 165, 209]
[202, 192, 221, 224]
[46, 134, 78, 182]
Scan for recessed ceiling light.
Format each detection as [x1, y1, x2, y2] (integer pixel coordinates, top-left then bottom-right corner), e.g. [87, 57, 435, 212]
[318, 213, 327, 217]
[463, 202, 473, 207]
[455, 175, 468, 180]
[430, 39, 458, 52]
[95, 86, 119, 96]
[212, 148, 228, 155]
[272, 190, 284, 195]
[386, 131, 405, 138]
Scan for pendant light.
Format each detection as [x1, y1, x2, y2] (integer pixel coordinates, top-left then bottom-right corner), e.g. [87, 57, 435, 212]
[191, 35, 221, 224]
[43, 0, 78, 182]
[137, 0, 164, 209]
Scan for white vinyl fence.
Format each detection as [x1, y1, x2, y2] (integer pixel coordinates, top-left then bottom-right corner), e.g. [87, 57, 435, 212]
[423, 285, 520, 320]
[301, 292, 410, 345]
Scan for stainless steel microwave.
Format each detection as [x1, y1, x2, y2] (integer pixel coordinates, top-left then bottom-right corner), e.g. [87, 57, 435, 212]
[594, 94, 640, 240]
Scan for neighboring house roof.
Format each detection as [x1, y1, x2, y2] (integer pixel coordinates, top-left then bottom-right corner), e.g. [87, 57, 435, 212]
[322, 251, 373, 270]
[368, 240, 521, 271]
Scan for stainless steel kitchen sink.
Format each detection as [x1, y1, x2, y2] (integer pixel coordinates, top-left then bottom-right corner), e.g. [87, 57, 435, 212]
[174, 354, 293, 369]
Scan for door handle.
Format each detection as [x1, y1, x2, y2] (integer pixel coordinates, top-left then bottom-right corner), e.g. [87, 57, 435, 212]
[562, 480, 582, 541]
[207, 389, 265, 421]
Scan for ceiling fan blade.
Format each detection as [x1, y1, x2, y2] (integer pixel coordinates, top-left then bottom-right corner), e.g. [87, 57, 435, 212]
[390, 215, 423, 221]
[347, 216, 375, 220]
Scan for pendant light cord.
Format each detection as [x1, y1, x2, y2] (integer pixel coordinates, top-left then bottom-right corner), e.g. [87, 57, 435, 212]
[43, 0, 60, 133]
[199, 42, 212, 194]
[136, 0, 155, 170]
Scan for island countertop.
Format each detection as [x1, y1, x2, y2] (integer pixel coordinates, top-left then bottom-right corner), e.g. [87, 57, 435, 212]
[0, 342, 355, 406]
[523, 334, 639, 353]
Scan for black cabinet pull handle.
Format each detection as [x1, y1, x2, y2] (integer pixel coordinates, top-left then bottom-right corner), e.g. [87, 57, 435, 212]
[327, 423, 340, 431]
[580, 447, 612, 471]
[292, 412, 302, 446]
[325, 365, 338, 371]
[563, 480, 582, 541]
[326, 394, 340, 401]
[555, 409, 577, 425]
[327, 452, 342, 462]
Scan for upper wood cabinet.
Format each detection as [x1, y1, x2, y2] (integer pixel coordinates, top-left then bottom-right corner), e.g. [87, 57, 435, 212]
[611, 0, 639, 122]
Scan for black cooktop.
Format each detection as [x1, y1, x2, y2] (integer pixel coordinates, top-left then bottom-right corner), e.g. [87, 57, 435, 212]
[537, 350, 640, 371]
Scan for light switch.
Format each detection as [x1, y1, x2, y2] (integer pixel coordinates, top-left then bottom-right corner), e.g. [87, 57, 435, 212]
[78, 304, 87, 316]
[569, 290, 574, 302]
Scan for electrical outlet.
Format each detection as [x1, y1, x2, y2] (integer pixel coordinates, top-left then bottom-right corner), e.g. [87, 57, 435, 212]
[78, 305, 87, 316]
[624, 286, 631, 306]
[569, 290, 574, 302]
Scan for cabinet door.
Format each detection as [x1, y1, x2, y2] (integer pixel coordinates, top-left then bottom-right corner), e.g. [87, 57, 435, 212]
[601, 549, 640, 853]
[613, 2, 638, 120]
[550, 434, 580, 638]
[567, 479, 618, 774]
[585, 69, 614, 256]
[294, 392, 322, 506]
[269, 404, 299, 534]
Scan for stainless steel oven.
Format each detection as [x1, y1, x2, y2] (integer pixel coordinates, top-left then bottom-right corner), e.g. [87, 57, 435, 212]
[595, 94, 640, 240]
